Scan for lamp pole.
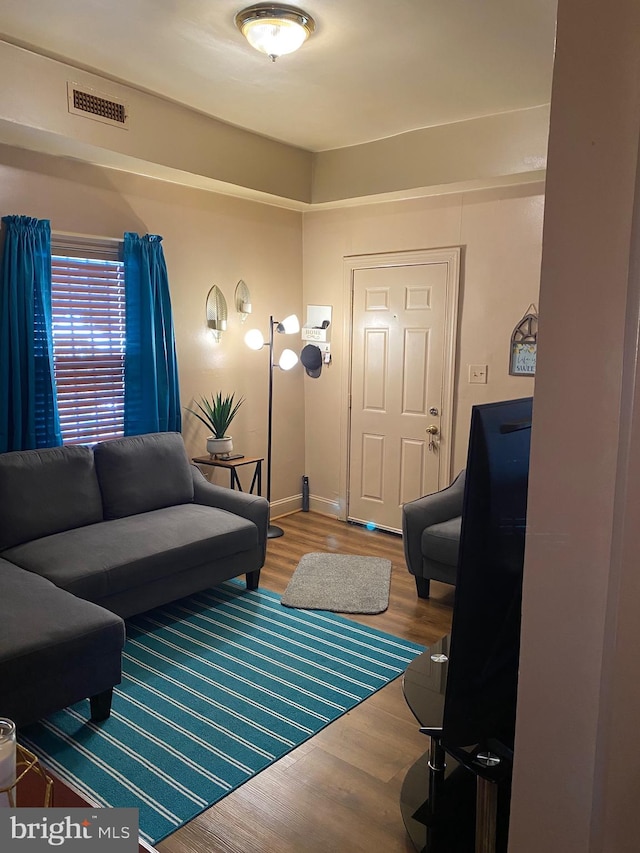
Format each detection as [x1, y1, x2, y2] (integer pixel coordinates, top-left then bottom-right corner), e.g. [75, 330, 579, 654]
[266, 316, 284, 539]
[245, 314, 298, 538]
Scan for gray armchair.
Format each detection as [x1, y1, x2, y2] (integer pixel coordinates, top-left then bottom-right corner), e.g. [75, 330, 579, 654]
[402, 469, 465, 598]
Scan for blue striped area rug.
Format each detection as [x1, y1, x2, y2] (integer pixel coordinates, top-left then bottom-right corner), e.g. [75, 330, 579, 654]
[22, 582, 424, 845]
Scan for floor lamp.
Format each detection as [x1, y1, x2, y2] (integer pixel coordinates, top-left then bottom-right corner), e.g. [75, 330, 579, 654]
[245, 314, 299, 538]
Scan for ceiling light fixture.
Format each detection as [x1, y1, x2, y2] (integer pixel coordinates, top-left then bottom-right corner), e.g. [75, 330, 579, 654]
[235, 4, 316, 62]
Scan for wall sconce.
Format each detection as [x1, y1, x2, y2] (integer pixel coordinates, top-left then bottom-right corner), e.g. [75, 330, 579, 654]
[245, 314, 300, 537]
[206, 285, 228, 343]
[235, 4, 316, 62]
[235, 280, 252, 323]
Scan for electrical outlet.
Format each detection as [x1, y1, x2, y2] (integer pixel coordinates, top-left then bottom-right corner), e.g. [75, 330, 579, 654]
[469, 364, 488, 384]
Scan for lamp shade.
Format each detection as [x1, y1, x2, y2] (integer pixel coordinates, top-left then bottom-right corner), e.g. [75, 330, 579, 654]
[235, 4, 315, 61]
[278, 314, 300, 334]
[278, 348, 299, 371]
[244, 328, 265, 350]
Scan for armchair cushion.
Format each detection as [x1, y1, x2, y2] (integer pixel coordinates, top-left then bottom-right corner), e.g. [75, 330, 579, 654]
[402, 469, 465, 597]
[421, 516, 462, 566]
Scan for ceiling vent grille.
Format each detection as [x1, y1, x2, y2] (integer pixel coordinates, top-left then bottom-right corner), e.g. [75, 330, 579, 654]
[67, 83, 129, 130]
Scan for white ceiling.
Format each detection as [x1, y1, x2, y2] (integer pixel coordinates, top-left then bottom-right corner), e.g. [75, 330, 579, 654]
[0, 0, 557, 153]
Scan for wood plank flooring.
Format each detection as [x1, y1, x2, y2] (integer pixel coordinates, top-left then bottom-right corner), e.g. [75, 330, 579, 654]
[157, 512, 454, 853]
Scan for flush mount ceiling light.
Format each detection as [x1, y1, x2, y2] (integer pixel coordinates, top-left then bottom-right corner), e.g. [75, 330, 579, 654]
[235, 4, 316, 62]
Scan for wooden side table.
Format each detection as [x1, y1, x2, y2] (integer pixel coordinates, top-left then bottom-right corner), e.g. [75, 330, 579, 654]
[192, 455, 263, 495]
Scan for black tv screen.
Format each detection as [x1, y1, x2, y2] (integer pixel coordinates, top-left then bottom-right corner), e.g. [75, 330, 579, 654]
[441, 397, 533, 754]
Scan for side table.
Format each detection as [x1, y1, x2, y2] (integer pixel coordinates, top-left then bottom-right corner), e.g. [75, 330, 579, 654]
[402, 636, 512, 853]
[402, 635, 473, 853]
[192, 455, 263, 495]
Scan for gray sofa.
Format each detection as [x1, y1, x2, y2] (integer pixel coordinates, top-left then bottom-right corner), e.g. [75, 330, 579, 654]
[402, 469, 465, 598]
[0, 431, 269, 727]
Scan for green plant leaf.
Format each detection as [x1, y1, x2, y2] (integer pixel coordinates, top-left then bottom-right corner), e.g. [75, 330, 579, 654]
[185, 392, 245, 438]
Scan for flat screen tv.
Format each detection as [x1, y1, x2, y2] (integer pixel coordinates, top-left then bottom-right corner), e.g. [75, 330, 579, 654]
[442, 396, 533, 755]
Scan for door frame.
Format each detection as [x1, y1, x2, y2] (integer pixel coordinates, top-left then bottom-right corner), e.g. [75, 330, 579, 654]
[338, 247, 461, 524]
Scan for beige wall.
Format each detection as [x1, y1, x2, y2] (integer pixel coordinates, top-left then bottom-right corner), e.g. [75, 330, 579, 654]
[313, 106, 549, 204]
[302, 184, 543, 514]
[0, 40, 313, 205]
[0, 142, 546, 517]
[0, 41, 547, 208]
[509, 0, 640, 850]
[0, 144, 305, 508]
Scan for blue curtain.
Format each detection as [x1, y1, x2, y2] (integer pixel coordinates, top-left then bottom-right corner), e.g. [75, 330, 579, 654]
[123, 232, 181, 435]
[0, 215, 62, 452]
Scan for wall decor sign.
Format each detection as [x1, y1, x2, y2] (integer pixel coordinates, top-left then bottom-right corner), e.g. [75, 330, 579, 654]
[509, 304, 538, 376]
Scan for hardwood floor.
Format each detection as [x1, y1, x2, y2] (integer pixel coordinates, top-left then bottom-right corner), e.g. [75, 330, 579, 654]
[157, 511, 454, 853]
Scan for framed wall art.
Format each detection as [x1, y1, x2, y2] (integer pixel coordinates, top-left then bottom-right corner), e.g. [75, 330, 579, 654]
[509, 304, 538, 376]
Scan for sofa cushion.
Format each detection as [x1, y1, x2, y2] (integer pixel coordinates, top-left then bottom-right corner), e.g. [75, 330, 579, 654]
[0, 445, 104, 551]
[0, 558, 124, 728]
[94, 432, 194, 519]
[3, 504, 258, 603]
[421, 516, 462, 566]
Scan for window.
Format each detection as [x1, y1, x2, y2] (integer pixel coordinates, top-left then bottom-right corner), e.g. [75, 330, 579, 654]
[50, 236, 125, 445]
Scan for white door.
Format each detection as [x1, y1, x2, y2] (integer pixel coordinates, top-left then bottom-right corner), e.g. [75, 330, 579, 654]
[347, 249, 459, 532]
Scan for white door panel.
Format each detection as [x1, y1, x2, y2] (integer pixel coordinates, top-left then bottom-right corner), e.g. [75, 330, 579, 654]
[347, 250, 459, 532]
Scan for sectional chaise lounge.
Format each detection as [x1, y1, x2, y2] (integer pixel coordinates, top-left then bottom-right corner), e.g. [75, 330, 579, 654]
[0, 431, 269, 728]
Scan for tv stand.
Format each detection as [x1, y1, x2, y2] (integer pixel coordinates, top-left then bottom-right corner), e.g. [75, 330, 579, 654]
[401, 640, 511, 853]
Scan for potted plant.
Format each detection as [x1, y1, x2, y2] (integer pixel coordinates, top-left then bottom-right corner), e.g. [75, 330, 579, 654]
[186, 392, 245, 458]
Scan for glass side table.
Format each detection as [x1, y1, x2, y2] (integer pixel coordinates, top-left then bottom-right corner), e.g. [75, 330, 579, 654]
[401, 635, 476, 853]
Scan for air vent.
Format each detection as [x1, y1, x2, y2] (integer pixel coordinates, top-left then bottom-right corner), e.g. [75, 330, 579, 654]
[67, 83, 129, 130]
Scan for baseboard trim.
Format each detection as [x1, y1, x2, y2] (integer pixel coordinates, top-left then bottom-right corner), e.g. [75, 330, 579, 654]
[309, 495, 341, 517]
[270, 494, 302, 519]
[269, 494, 342, 520]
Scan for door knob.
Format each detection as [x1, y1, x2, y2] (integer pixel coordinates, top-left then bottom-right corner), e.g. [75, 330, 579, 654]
[426, 424, 439, 435]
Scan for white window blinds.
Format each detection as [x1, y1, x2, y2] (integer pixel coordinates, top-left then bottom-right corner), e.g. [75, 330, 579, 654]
[50, 236, 125, 445]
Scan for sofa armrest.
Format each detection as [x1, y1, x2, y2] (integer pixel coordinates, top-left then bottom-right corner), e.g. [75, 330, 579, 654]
[191, 465, 269, 551]
[402, 470, 466, 576]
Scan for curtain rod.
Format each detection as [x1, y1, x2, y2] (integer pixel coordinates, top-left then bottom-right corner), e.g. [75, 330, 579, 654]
[52, 229, 125, 244]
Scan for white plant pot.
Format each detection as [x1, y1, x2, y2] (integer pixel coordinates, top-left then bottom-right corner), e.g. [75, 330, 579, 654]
[207, 436, 233, 458]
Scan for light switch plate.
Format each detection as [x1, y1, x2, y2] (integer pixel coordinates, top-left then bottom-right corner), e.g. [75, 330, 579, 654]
[469, 364, 488, 384]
